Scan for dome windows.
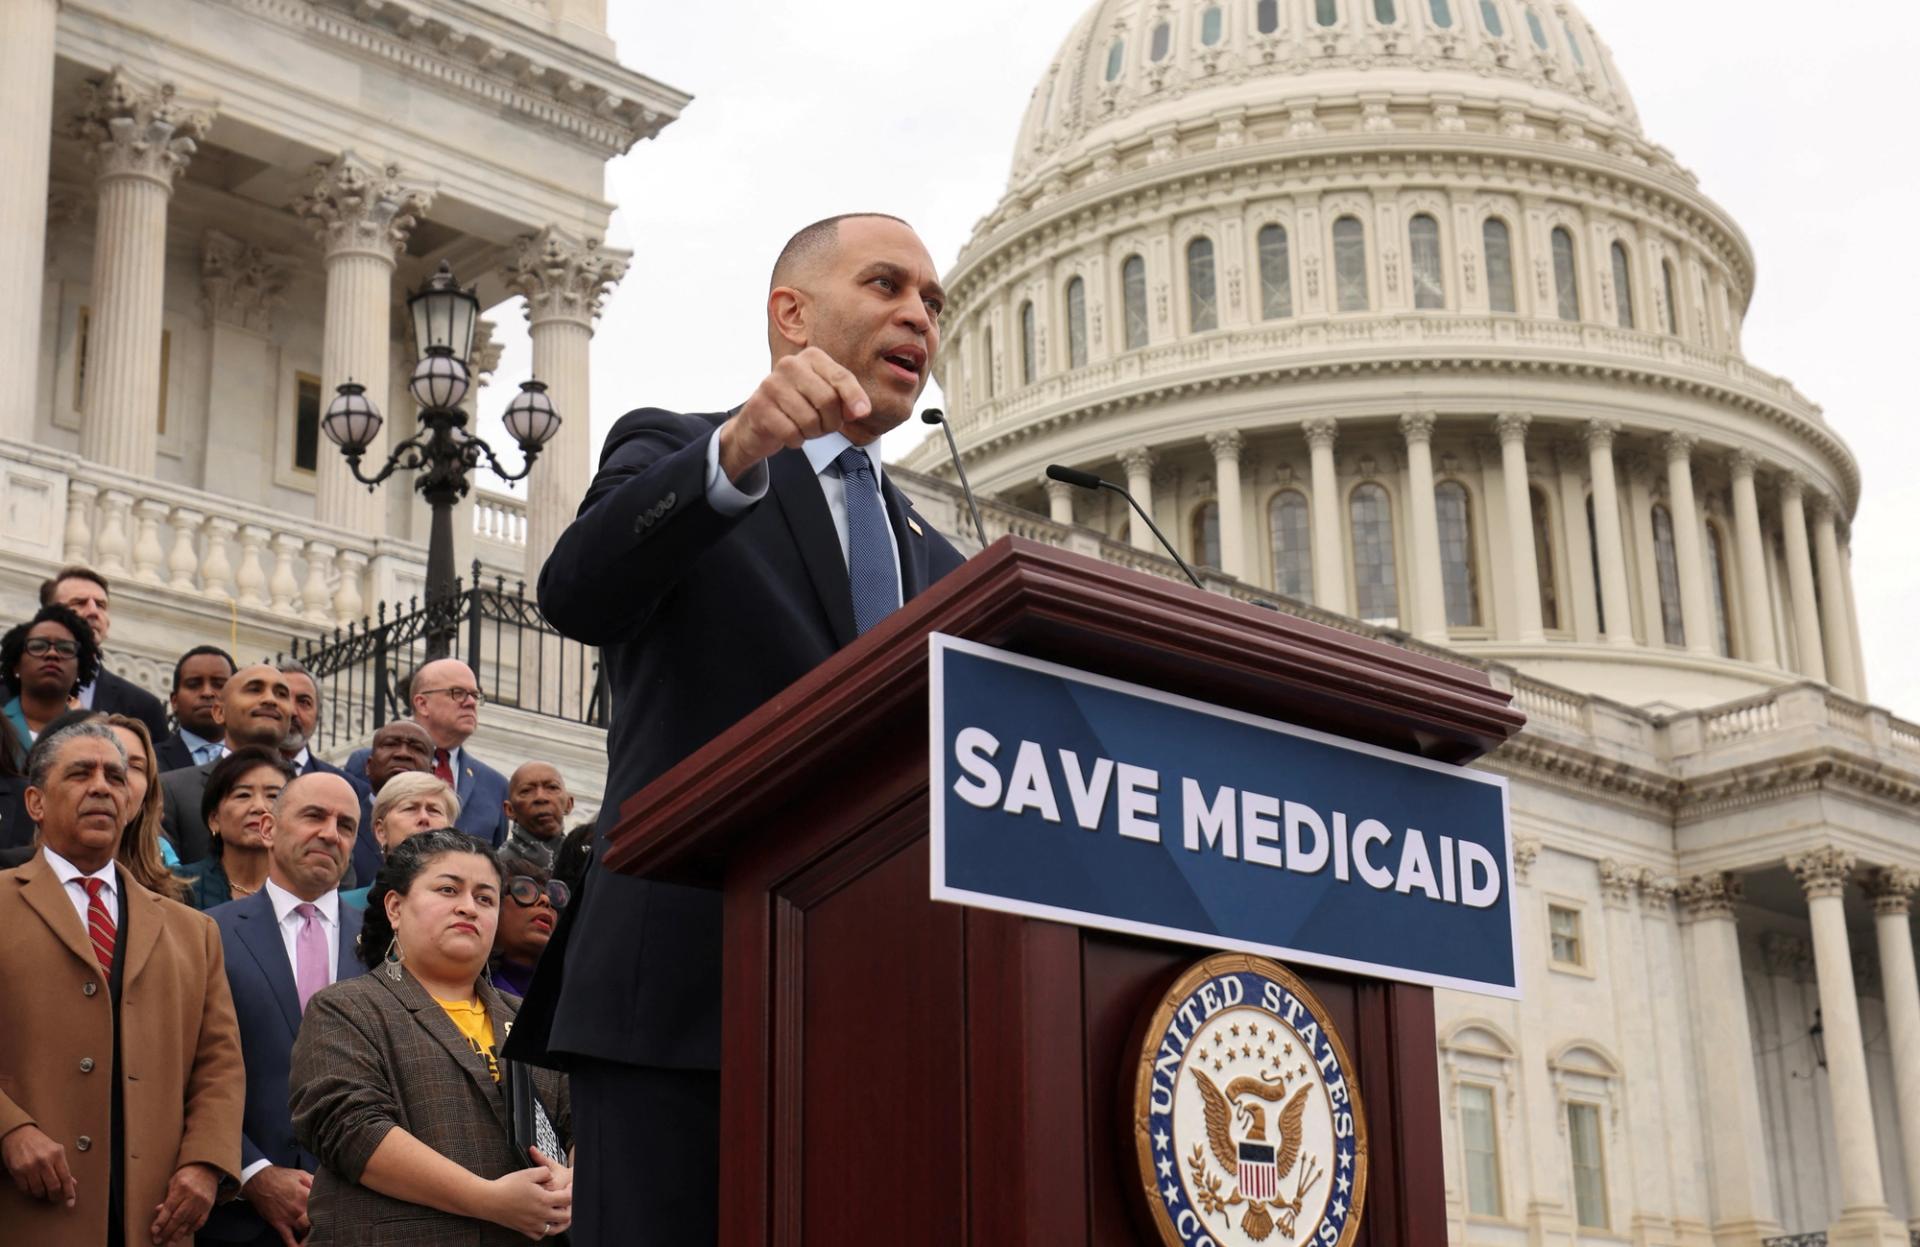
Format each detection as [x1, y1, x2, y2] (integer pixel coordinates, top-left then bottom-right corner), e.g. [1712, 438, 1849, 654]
[1483, 218, 1516, 313]
[1563, 19, 1586, 66]
[1316, 0, 1340, 29]
[1661, 259, 1680, 335]
[1187, 237, 1219, 332]
[1435, 480, 1479, 627]
[1150, 21, 1172, 62]
[1269, 491, 1312, 600]
[1256, 0, 1281, 35]
[1478, 0, 1504, 37]
[1705, 522, 1735, 657]
[1651, 504, 1685, 646]
[1550, 226, 1580, 321]
[1350, 483, 1399, 626]
[1610, 242, 1634, 329]
[1105, 37, 1126, 82]
[1019, 300, 1038, 385]
[1409, 214, 1445, 309]
[1192, 503, 1222, 569]
[1122, 255, 1150, 350]
[1525, 5, 1549, 50]
[982, 326, 996, 399]
[1065, 277, 1088, 368]
[1257, 224, 1293, 319]
[1332, 216, 1370, 312]
[1201, 5, 1224, 45]
[1530, 487, 1560, 630]
[1428, 0, 1453, 28]
[1374, 0, 1399, 24]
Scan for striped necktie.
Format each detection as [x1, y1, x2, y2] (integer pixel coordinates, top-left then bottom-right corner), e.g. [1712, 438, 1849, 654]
[82, 877, 115, 976]
[834, 446, 900, 635]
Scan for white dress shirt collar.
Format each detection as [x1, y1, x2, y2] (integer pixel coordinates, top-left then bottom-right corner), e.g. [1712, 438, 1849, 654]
[264, 876, 338, 927]
[802, 431, 885, 487]
[43, 846, 119, 931]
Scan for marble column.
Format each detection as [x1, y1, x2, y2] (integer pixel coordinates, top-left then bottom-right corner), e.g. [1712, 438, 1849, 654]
[1121, 446, 1157, 552]
[70, 70, 213, 474]
[1303, 418, 1347, 612]
[294, 153, 432, 536]
[1788, 847, 1905, 1247]
[1206, 430, 1247, 579]
[1677, 873, 1781, 1247]
[1044, 477, 1075, 526]
[1399, 412, 1448, 644]
[1493, 413, 1544, 642]
[503, 226, 627, 582]
[1600, 863, 1677, 1235]
[1842, 538, 1868, 702]
[1864, 868, 1920, 1234]
[1728, 452, 1778, 667]
[0, 0, 57, 441]
[1585, 420, 1635, 647]
[1809, 497, 1862, 697]
[1663, 433, 1714, 656]
[1778, 475, 1826, 681]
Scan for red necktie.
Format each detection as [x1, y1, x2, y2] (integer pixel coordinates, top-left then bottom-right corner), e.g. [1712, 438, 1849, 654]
[434, 748, 454, 785]
[82, 877, 115, 976]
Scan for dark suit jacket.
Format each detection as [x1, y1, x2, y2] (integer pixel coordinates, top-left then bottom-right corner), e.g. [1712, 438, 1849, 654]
[289, 969, 568, 1246]
[509, 409, 964, 1071]
[200, 889, 366, 1243]
[342, 743, 509, 847]
[0, 776, 30, 851]
[91, 666, 167, 742]
[154, 729, 197, 774]
[161, 757, 376, 886]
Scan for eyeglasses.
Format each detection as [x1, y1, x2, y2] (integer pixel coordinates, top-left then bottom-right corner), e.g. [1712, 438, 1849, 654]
[506, 874, 569, 909]
[419, 687, 485, 706]
[24, 638, 79, 658]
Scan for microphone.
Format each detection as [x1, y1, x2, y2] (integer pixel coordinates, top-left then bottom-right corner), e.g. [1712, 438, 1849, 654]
[1045, 463, 1204, 590]
[921, 409, 989, 549]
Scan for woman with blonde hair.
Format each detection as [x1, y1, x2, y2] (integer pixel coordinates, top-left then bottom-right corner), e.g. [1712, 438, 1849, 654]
[102, 712, 191, 903]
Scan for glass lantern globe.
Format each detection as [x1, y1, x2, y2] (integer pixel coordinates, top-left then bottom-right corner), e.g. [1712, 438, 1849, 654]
[408, 261, 479, 364]
[320, 380, 384, 454]
[502, 379, 562, 450]
[408, 348, 470, 411]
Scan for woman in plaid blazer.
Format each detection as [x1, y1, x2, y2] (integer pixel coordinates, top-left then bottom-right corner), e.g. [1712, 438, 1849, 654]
[290, 829, 572, 1244]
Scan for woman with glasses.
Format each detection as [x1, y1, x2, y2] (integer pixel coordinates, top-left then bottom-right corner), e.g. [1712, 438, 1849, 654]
[0, 603, 100, 757]
[490, 840, 569, 998]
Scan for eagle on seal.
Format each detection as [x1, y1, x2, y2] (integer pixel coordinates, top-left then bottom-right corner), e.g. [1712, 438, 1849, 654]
[1193, 1068, 1314, 1241]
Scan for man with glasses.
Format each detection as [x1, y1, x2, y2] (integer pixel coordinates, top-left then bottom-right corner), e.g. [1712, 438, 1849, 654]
[343, 659, 507, 846]
[489, 839, 568, 998]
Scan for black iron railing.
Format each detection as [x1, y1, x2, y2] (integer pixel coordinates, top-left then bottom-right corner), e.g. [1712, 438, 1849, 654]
[283, 561, 609, 751]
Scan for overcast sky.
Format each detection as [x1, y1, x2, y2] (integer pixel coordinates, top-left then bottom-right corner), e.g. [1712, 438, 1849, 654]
[475, 0, 1920, 716]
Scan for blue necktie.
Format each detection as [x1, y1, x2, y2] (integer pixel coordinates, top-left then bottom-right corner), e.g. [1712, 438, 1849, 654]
[835, 446, 899, 635]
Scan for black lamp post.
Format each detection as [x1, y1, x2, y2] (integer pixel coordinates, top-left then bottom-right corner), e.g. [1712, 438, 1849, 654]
[321, 261, 561, 659]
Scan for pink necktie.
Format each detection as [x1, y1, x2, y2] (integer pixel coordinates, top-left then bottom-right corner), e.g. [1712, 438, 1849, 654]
[294, 903, 328, 1012]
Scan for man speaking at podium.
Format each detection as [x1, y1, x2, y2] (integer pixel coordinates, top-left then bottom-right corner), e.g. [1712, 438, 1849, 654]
[512, 214, 965, 1243]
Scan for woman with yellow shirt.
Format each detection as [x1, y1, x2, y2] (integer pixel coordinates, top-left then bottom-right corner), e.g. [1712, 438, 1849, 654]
[290, 829, 573, 1243]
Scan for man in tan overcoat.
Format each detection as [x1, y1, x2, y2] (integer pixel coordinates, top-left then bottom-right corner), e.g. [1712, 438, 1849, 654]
[0, 720, 244, 1246]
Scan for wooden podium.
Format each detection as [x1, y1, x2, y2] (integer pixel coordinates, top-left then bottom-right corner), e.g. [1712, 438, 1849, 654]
[604, 538, 1523, 1247]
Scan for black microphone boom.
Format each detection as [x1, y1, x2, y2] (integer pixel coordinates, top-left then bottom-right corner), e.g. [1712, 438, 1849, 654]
[921, 409, 989, 549]
[1044, 463, 1204, 590]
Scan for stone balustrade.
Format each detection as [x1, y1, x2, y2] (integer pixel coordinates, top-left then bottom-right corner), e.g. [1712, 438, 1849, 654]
[474, 489, 529, 547]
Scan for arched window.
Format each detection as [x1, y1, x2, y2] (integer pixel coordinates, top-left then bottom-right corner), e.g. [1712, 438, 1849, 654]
[1256, 0, 1281, 35]
[1429, 0, 1453, 26]
[1483, 218, 1516, 313]
[1550, 226, 1580, 321]
[1333, 215, 1369, 312]
[1562, 18, 1586, 64]
[1317, 0, 1340, 28]
[1187, 237, 1219, 332]
[1651, 504, 1685, 646]
[1150, 20, 1171, 60]
[1374, 0, 1398, 22]
[1269, 490, 1313, 600]
[1066, 276, 1088, 368]
[1585, 495, 1605, 635]
[1192, 502, 1222, 569]
[1524, 5, 1548, 48]
[1530, 486, 1559, 630]
[1106, 37, 1126, 81]
[1122, 255, 1149, 349]
[1661, 259, 1679, 335]
[1610, 242, 1634, 329]
[982, 326, 996, 399]
[1409, 213, 1445, 309]
[1019, 300, 1037, 385]
[1706, 521, 1734, 657]
[1435, 480, 1479, 627]
[1201, 5, 1224, 44]
[1258, 224, 1293, 319]
[1479, 0, 1504, 37]
[1350, 483, 1399, 625]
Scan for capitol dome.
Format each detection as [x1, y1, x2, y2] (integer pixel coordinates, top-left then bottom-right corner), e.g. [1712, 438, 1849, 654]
[909, 0, 1864, 710]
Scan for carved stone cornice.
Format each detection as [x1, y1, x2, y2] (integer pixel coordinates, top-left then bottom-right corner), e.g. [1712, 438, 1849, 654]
[1787, 845, 1854, 900]
[293, 152, 433, 261]
[469, 318, 504, 385]
[1397, 412, 1436, 444]
[1511, 837, 1539, 885]
[200, 230, 287, 332]
[1597, 859, 1640, 909]
[1677, 872, 1741, 922]
[1863, 866, 1920, 917]
[1678, 751, 1920, 823]
[1484, 733, 1677, 813]
[1302, 418, 1338, 451]
[70, 69, 215, 188]
[502, 227, 630, 329]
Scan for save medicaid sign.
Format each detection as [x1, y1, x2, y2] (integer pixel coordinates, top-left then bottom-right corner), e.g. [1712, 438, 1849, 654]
[928, 634, 1519, 999]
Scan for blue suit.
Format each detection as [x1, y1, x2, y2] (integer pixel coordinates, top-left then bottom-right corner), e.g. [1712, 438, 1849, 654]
[342, 743, 509, 847]
[200, 889, 365, 1244]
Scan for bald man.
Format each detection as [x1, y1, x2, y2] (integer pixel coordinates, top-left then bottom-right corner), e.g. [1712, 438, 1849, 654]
[514, 214, 964, 1244]
[341, 659, 508, 847]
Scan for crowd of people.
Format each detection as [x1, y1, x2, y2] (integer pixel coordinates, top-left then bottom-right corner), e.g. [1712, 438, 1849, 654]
[0, 565, 595, 1245]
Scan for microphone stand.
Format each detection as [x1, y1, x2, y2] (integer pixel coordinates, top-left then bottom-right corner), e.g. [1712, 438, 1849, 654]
[921, 409, 989, 549]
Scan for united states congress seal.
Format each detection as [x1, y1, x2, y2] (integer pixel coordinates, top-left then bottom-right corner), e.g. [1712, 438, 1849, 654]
[1133, 953, 1368, 1247]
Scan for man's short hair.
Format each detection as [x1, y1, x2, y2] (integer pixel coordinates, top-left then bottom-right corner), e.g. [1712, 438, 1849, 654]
[279, 658, 321, 713]
[171, 644, 236, 693]
[25, 719, 125, 791]
[373, 769, 461, 828]
[38, 565, 109, 607]
[770, 213, 910, 291]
